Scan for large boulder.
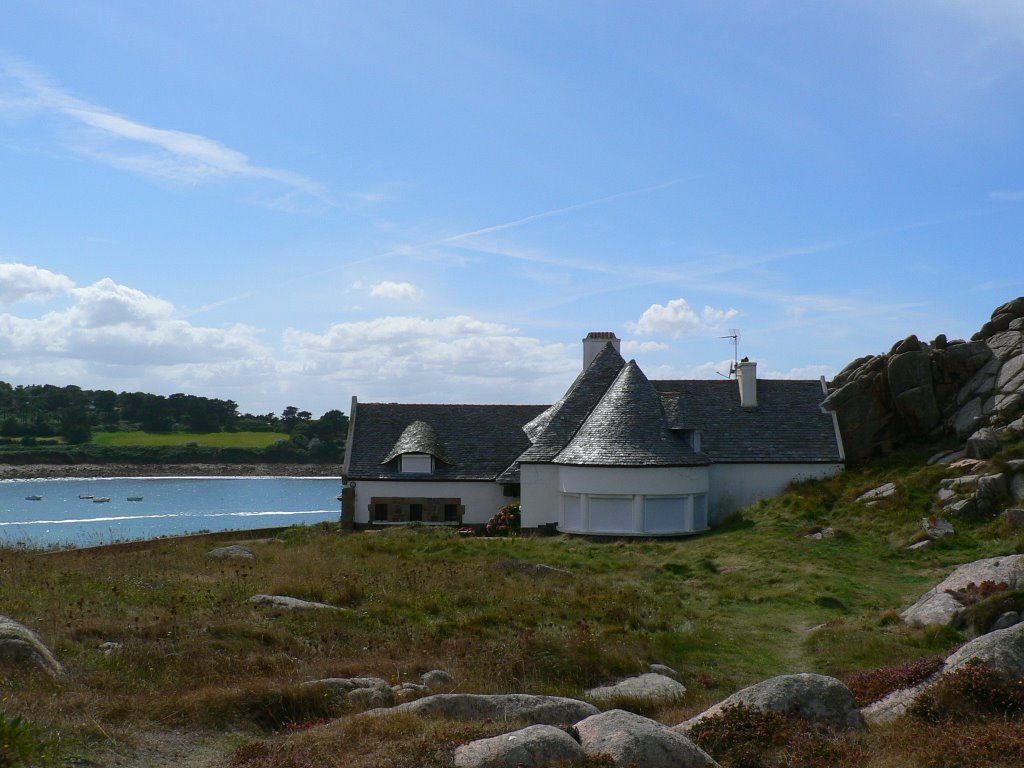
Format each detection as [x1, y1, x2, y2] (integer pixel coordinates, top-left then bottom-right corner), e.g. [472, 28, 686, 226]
[576, 709, 718, 768]
[301, 676, 394, 708]
[454, 724, 583, 768]
[366, 693, 598, 725]
[0, 615, 62, 677]
[678, 673, 864, 732]
[901, 554, 1024, 627]
[888, 350, 940, 433]
[965, 427, 1000, 459]
[586, 673, 686, 707]
[207, 544, 256, 560]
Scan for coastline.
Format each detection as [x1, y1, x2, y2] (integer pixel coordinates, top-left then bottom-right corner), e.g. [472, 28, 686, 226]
[0, 462, 341, 480]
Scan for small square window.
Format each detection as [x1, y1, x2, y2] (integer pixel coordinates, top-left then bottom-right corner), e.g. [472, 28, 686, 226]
[374, 503, 388, 521]
[409, 503, 423, 521]
[443, 503, 459, 522]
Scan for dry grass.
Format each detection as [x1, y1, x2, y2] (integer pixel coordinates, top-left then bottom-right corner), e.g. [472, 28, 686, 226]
[3, 452, 1024, 765]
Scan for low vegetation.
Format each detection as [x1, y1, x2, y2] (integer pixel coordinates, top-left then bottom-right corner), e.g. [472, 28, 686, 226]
[91, 431, 291, 448]
[2, 445, 1023, 766]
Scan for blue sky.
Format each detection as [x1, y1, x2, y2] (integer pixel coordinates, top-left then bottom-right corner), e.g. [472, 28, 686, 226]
[1, 1, 1022, 416]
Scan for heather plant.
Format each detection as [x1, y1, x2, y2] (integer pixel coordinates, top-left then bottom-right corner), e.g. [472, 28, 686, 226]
[910, 662, 1024, 723]
[0, 710, 49, 767]
[842, 655, 945, 706]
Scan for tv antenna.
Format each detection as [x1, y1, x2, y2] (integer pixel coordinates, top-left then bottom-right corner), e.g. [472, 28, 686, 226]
[717, 328, 741, 378]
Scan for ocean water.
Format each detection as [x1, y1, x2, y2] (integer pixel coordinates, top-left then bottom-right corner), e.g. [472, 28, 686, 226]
[0, 476, 342, 548]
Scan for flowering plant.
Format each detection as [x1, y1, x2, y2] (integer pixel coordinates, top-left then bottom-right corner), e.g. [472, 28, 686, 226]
[486, 503, 521, 536]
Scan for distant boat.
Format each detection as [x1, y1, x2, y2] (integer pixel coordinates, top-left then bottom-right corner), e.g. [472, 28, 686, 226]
[25, 494, 43, 501]
[127, 496, 143, 502]
[78, 494, 94, 499]
[92, 497, 111, 503]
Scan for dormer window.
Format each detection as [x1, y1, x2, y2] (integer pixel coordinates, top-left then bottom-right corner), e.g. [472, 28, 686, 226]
[400, 453, 433, 474]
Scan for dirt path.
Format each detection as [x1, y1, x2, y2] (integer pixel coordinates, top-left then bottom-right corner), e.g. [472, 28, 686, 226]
[72, 730, 241, 768]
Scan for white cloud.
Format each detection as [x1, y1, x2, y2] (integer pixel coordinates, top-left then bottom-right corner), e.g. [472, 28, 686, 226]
[627, 298, 740, 337]
[762, 364, 834, 380]
[0, 58, 328, 201]
[283, 315, 577, 403]
[0, 262, 74, 305]
[0, 277, 268, 367]
[368, 280, 423, 302]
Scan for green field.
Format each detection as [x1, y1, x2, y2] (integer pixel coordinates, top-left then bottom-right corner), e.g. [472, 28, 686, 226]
[92, 430, 290, 448]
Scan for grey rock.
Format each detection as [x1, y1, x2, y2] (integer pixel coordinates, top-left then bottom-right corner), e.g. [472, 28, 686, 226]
[1013, 474, 1024, 502]
[207, 544, 256, 560]
[934, 554, 1024, 593]
[1008, 416, 1024, 436]
[678, 673, 864, 732]
[587, 673, 687, 707]
[907, 539, 933, 551]
[248, 594, 342, 611]
[922, 517, 954, 539]
[98, 641, 122, 656]
[578, 710, 718, 768]
[454, 724, 584, 768]
[902, 592, 963, 627]
[888, 351, 940, 432]
[954, 398, 986, 440]
[856, 482, 896, 503]
[366, 693, 599, 725]
[649, 663, 683, 682]
[996, 355, 1024, 390]
[945, 498, 978, 518]
[0, 615, 62, 677]
[421, 669, 455, 690]
[992, 611, 1021, 632]
[936, 487, 957, 505]
[966, 427, 1000, 459]
[861, 679, 937, 725]
[302, 676, 393, 707]
[944, 621, 1024, 678]
[987, 330, 1023, 361]
[393, 683, 429, 702]
[976, 473, 1009, 515]
[1003, 508, 1024, 528]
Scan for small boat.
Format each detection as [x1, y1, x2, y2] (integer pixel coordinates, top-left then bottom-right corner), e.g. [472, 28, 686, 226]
[25, 494, 43, 501]
[92, 497, 111, 503]
[78, 494, 94, 500]
[127, 496, 143, 502]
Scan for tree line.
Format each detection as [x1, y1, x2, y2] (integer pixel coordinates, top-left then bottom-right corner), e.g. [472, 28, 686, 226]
[0, 381, 348, 448]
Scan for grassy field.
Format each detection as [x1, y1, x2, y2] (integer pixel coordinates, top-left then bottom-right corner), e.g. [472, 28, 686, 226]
[92, 431, 291, 448]
[2, 442, 1024, 766]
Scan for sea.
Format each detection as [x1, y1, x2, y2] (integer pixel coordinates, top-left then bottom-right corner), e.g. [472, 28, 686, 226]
[0, 476, 342, 549]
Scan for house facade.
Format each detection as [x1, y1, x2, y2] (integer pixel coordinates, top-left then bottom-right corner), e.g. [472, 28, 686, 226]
[341, 333, 845, 536]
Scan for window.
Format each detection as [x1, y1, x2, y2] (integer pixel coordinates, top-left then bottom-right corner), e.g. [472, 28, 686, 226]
[443, 503, 459, 522]
[374, 503, 389, 521]
[589, 495, 633, 533]
[644, 496, 684, 532]
[400, 454, 433, 473]
[409, 503, 423, 521]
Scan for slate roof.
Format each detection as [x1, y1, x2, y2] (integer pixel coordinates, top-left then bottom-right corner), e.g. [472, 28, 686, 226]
[345, 402, 548, 481]
[654, 378, 842, 463]
[554, 361, 710, 467]
[382, 420, 449, 464]
[515, 342, 626, 463]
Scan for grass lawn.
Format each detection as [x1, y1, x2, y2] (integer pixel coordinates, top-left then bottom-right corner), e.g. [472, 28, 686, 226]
[92, 430, 290, 448]
[2, 445, 1024, 766]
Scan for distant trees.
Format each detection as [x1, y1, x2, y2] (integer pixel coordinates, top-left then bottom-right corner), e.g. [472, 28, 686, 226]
[0, 380, 348, 458]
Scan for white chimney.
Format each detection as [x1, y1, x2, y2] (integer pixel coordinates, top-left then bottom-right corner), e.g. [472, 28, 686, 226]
[736, 359, 757, 407]
[583, 331, 620, 370]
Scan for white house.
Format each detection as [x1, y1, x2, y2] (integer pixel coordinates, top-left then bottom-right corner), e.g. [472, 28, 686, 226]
[340, 333, 845, 536]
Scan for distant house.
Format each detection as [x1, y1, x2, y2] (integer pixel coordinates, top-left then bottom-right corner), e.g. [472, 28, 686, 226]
[341, 333, 845, 536]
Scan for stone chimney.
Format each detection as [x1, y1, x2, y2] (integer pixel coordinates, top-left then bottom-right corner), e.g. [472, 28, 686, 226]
[736, 359, 757, 407]
[583, 331, 620, 370]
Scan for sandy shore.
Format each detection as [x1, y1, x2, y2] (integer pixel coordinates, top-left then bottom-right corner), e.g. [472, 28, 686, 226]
[0, 463, 341, 480]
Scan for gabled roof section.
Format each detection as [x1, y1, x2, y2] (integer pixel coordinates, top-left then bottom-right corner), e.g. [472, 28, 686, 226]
[346, 403, 548, 481]
[516, 342, 626, 463]
[654, 379, 842, 463]
[382, 420, 449, 464]
[554, 361, 710, 467]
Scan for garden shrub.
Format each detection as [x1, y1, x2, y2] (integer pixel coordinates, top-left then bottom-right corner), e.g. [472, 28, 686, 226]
[485, 503, 521, 536]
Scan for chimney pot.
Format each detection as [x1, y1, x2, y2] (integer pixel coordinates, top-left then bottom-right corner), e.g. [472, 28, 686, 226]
[582, 332, 620, 369]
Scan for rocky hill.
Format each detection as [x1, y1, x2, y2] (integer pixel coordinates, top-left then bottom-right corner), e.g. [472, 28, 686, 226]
[824, 297, 1024, 465]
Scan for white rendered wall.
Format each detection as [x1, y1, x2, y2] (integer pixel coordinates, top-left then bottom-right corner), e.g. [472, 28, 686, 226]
[709, 463, 844, 524]
[519, 463, 561, 528]
[351, 480, 509, 525]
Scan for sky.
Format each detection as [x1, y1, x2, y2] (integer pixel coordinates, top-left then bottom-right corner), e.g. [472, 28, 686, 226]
[1, 1, 1023, 417]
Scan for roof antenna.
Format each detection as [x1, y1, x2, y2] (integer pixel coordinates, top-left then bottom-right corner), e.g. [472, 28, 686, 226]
[717, 328, 741, 378]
